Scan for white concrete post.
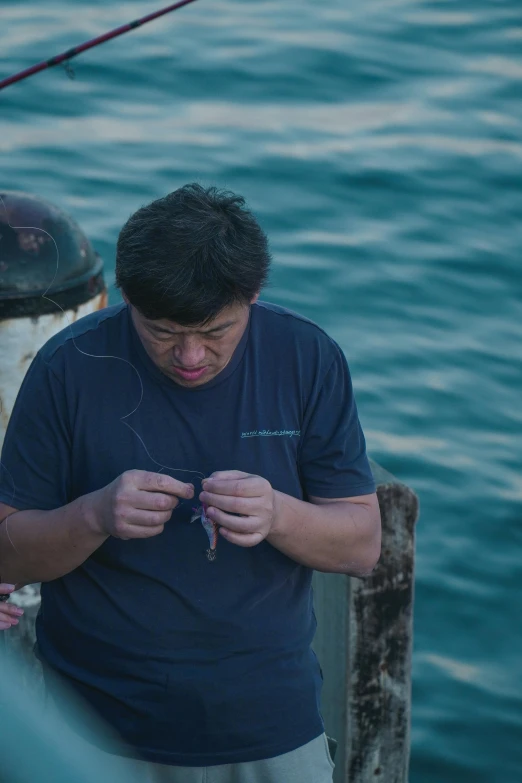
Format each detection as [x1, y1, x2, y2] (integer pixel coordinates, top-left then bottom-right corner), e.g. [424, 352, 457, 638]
[0, 190, 107, 637]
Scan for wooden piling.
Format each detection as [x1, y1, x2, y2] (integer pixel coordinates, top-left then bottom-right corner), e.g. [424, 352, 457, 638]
[312, 459, 419, 782]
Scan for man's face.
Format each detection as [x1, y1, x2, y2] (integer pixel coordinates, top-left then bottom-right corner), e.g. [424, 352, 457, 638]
[127, 297, 256, 388]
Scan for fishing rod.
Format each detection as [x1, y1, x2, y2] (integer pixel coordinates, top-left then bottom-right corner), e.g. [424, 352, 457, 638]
[0, 0, 201, 92]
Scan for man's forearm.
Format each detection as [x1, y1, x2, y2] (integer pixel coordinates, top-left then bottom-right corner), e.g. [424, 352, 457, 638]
[267, 491, 381, 576]
[0, 495, 108, 586]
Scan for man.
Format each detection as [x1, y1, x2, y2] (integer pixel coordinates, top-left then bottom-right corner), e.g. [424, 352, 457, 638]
[0, 184, 381, 782]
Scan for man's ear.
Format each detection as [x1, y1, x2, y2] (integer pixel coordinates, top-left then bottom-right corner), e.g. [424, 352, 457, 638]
[250, 292, 260, 304]
[122, 292, 129, 304]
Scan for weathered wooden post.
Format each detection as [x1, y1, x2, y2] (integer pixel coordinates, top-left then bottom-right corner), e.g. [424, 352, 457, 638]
[312, 460, 419, 782]
[0, 190, 107, 675]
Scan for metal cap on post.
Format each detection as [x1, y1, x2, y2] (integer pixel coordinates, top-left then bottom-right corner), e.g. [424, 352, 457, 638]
[0, 190, 105, 319]
[0, 190, 107, 440]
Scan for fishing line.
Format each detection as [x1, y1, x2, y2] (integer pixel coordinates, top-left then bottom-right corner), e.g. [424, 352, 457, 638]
[0, 195, 207, 516]
[0, 0, 202, 92]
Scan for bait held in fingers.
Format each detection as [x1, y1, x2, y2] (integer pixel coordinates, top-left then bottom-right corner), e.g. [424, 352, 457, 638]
[191, 504, 218, 561]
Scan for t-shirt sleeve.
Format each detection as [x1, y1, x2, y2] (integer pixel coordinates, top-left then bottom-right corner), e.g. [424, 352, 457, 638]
[298, 346, 375, 499]
[0, 352, 71, 511]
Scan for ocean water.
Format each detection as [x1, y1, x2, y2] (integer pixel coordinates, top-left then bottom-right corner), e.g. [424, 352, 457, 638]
[1, 1, 521, 780]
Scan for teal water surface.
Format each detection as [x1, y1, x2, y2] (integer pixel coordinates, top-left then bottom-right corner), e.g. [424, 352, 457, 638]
[1, 1, 521, 781]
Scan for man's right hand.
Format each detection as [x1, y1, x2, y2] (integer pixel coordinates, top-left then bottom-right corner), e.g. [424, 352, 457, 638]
[90, 470, 194, 540]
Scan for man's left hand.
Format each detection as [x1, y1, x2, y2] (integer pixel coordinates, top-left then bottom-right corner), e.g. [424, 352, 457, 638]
[200, 471, 279, 547]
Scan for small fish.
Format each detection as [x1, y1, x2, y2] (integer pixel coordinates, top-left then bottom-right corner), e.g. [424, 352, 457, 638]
[190, 503, 218, 561]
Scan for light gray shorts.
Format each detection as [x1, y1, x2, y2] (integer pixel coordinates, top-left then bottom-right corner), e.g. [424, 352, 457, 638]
[99, 733, 335, 783]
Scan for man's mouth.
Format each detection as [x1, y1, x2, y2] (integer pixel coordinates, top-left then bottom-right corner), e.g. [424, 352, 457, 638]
[172, 366, 208, 381]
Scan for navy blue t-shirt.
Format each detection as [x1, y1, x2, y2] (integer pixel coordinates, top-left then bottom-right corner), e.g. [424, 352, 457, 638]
[0, 300, 375, 766]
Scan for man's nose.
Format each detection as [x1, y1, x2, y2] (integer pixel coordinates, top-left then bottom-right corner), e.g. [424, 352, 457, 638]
[174, 337, 205, 368]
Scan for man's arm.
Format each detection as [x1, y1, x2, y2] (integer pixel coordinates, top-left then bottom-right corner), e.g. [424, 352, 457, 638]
[268, 491, 381, 576]
[0, 498, 108, 587]
[0, 471, 195, 586]
[200, 472, 381, 577]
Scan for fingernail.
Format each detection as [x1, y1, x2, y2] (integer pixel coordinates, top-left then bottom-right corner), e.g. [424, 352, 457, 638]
[14, 608, 24, 616]
[4, 584, 15, 591]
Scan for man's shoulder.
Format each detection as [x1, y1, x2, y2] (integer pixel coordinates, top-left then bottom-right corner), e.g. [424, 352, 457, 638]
[254, 300, 332, 340]
[37, 302, 127, 367]
[253, 300, 340, 359]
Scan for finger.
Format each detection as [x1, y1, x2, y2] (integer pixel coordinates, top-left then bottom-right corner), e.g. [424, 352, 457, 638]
[207, 471, 252, 481]
[202, 476, 263, 498]
[124, 508, 174, 528]
[1, 603, 23, 618]
[111, 509, 173, 539]
[199, 491, 253, 515]
[0, 583, 15, 595]
[218, 528, 264, 548]
[132, 471, 195, 500]
[116, 524, 166, 540]
[206, 507, 259, 534]
[0, 614, 18, 628]
[131, 490, 182, 512]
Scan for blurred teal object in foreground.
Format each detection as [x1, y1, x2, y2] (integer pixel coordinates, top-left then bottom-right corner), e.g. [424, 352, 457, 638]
[0, 644, 146, 783]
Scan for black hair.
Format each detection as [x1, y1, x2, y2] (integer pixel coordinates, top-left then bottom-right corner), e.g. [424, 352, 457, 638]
[115, 183, 271, 324]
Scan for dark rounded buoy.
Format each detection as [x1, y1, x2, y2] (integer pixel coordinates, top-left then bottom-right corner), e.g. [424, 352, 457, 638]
[0, 191, 107, 441]
[0, 190, 105, 319]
